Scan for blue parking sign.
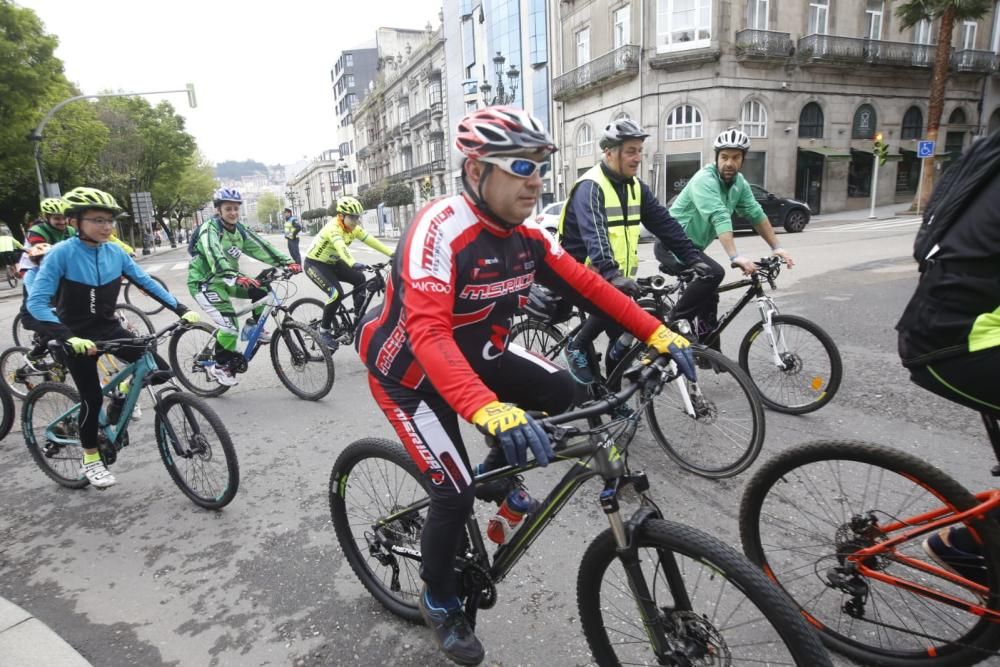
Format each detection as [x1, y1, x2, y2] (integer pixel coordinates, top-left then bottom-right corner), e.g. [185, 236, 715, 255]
[917, 140, 935, 158]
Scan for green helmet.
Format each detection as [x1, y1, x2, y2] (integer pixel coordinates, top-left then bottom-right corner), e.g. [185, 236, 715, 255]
[40, 197, 70, 216]
[336, 196, 363, 216]
[63, 187, 122, 215]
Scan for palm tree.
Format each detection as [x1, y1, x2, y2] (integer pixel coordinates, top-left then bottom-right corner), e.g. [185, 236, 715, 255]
[895, 0, 993, 208]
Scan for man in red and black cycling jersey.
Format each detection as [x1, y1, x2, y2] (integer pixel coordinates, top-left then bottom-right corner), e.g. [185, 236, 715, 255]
[356, 106, 696, 665]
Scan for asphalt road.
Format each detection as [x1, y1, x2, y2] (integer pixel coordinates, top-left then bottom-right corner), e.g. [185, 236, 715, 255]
[0, 221, 990, 666]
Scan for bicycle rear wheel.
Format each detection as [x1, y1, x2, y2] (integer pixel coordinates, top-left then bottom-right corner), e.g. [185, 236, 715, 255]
[22, 382, 87, 488]
[0, 346, 65, 399]
[114, 303, 155, 338]
[329, 438, 427, 623]
[578, 518, 833, 666]
[612, 344, 765, 479]
[287, 297, 325, 330]
[167, 322, 230, 397]
[11, 313, 31, 347]
[738, 313, 842, 414]
[155, 391, 239, 509]
[739, 440, 1000, 666]
[507, 319, 566, 362]
[123, 275, 168, 315]
[269, 320, 334, 400]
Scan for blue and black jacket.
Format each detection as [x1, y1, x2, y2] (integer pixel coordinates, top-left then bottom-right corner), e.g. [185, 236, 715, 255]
[27, 237, 188, 341]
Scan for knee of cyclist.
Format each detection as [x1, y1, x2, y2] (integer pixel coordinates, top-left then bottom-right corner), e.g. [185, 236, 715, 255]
[428, 479, 476, 514]
[216, 330, 239, 351]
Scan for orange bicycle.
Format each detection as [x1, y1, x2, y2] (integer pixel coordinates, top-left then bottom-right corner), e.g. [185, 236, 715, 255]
[738, 412, 1000, 666]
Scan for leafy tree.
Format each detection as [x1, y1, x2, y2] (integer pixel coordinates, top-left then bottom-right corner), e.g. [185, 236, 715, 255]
[0, 1, 73, 236]
[152, 152, 216, 241]
[896, 0, 993, 207]
[358, 183, 385, 211]
[257, 192, 283, 230]
[384, 182, 414, 207]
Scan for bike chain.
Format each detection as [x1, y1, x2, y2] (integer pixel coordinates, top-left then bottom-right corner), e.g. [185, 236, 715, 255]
[462, 560, 497, 610]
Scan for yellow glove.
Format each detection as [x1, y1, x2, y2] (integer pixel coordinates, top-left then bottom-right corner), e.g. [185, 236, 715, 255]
[66, 337, 96, 355]
[181, 311, 201, 324]
[645, 324, 697, 381]
[472, 401, 553, 467]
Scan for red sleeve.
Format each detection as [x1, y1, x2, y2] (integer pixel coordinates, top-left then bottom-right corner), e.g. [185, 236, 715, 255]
[26, 232, 45, 246]
[540, 238, 662, 342]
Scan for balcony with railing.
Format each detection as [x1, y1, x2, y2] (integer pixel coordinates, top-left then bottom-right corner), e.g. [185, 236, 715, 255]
[410, 160, 446, 179]
[553, 44, 640, 101]
[735, 30, 793, 65]
[410, 108, 432, 129]
[797, 34, 949, 69]
[952, 49, 996, 73]
[356, 146, 370, 161]
[430, 99, 443, 118]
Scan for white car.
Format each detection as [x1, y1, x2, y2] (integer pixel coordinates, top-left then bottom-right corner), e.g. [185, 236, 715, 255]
[532, 199, 652, 242]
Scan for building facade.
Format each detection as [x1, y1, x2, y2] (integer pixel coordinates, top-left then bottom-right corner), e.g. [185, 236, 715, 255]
[354, 25, 449, 222]
[331, 44, 377, 200]
[552, 0, 1000, 214]
[443, 0, 558, 205]
[286, 149, 350, 229]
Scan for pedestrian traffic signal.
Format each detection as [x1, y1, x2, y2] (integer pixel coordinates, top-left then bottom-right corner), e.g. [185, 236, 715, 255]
[873, 132, 888, 166]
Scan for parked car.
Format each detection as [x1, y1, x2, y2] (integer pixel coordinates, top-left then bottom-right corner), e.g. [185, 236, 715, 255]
[667, 184, 811, 233]
[532, 199, 654, 242]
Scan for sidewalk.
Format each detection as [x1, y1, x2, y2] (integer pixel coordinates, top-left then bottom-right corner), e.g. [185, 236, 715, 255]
[810, 201, 920, 225]
[0, 246, 193, 665]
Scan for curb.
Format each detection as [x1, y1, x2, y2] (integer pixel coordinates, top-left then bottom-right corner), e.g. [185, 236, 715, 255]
[0, 597, 92, 666]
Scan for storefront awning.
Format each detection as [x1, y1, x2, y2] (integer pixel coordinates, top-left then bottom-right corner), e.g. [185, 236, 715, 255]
[799, 147, 851, 159]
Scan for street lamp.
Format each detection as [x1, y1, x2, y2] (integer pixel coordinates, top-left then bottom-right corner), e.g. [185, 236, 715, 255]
[304, 183, 312, 212]
[336, 159, 349, 198]
[479, 51, 519, 106]
[28, 84, 196, 200]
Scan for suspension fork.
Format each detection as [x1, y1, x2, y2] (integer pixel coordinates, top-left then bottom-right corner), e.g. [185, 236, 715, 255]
[754, 296, 786, 366]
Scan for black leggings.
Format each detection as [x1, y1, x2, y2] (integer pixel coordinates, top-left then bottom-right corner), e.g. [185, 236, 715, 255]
[668, 249, 726, 333]
[908, 347, 1000, 418]
[63, 324, 170, 451]
[304, 258, 365, 329]
[368, 346, 578, 600]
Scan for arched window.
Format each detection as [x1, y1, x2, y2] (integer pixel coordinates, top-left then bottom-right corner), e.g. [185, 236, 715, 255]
[798, 102, 824, 138]
[851, 104, 877, 139]
[664, 104, 703, 140]
[901, 106, 923, 139]
[614, 111, 631, 121]
[577, 124, 594, 156]
[740, 100, 768, 138]
[949, 107, 968, 125]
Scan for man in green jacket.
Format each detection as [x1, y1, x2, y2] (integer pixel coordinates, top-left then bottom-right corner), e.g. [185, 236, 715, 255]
[188, 188, 300, 386]
[657, 128, 794, 342]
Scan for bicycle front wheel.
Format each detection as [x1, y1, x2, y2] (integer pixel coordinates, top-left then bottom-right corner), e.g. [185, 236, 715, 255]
[11, 312, 31, 347]
[287, 297, 325, 330]
[329, 438, 427, 623]
[155, 391, 239, 509]
[739, 440, 1000, 666]
[22, 382, 86, 488]
[0, 381, 13, 440]
[507, 319, 566, 362]
[738, 313, 842, 414]
[614, 345, 765, 478]
[167, 322, 230, 397]
[114, 302, 155, 338]
[578, 518, 833, 666]
[123, 275, 168, 315]
[269, 320, 334, 400]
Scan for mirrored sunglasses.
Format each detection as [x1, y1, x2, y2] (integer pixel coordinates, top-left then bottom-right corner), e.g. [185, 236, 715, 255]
[479, 155, 550, 178]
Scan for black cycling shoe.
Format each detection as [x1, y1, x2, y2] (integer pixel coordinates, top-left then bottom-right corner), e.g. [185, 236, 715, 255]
[418, 588, 485, 666]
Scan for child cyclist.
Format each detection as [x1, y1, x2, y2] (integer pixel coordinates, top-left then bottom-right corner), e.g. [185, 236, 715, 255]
[187, 188, 301, 386]
[26, 187, 200, 489]
[303, 196, 392, 349]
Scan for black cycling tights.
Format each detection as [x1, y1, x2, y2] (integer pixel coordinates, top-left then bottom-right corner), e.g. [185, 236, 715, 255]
[63, 324, 171, 451]
[908, 346, 1000, 418]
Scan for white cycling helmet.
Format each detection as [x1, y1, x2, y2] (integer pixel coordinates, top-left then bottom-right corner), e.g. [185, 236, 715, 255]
[713, 128, 751, 153]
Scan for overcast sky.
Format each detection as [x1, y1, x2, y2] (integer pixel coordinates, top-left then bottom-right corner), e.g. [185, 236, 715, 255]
[21, 0, 443, 166]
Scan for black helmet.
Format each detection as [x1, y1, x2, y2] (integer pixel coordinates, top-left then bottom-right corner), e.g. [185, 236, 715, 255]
[599, 118, 649, 150]
[523, 283, 561, 321]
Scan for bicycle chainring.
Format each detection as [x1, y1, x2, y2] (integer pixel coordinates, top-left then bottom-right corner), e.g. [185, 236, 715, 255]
[227, 356, 249, 374]
[461, 561, 497, 610]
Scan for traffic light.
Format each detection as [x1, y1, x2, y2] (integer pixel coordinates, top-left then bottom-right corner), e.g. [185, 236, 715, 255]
[873, 132, 888, 166]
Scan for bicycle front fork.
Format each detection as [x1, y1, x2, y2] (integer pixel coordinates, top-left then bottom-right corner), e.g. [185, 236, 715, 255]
[755, 298, 786, 367]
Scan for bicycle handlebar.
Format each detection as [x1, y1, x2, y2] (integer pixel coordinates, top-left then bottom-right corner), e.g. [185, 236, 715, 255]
[50, 319, 190, 355]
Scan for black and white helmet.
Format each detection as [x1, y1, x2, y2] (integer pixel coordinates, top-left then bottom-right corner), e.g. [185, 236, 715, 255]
[713, 128, 751, 153]
[599, 118, 649, 150]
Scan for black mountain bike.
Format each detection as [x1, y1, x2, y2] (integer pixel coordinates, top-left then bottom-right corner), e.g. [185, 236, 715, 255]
[645, 256, 842, 414]
[510, 304, 765, 479]
[329, 356, 832, 666]
[287, 261, 389, 350]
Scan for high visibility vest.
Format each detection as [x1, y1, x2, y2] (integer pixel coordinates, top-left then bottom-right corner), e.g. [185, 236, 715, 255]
[284, 219, 300, 240]
[559, 163, 642, 276]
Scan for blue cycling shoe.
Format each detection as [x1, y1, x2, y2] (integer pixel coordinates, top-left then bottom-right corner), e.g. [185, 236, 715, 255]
[418, 588, 485, 665]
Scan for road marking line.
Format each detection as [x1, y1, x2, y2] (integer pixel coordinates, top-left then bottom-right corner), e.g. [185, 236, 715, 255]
[815, 218, 921, 232]
[145, 264, 164, 273]
[171, 262, 188, 270]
